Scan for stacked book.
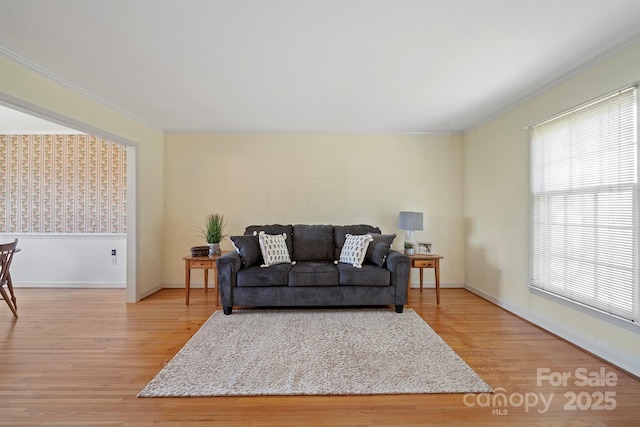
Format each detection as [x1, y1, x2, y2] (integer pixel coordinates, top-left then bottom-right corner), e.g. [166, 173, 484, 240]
[190, 246, 210, 257]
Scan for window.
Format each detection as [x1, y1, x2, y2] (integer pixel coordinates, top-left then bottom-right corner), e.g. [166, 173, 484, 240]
[530, 85, 639, 325]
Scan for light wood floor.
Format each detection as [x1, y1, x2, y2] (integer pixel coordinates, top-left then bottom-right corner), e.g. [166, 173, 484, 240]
[1, 287, 639, 426]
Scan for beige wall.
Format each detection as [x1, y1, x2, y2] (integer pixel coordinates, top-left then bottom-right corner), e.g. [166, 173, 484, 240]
[163, 134, 464, 287]
[0, 55, 165, 301]
[464, 40, 640, 375]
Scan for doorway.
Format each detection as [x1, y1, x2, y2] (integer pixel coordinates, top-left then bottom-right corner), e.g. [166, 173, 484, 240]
[0, 103, 137, 301]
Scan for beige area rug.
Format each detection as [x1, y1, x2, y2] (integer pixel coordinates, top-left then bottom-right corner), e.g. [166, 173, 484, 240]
[138, 309, 492, 397]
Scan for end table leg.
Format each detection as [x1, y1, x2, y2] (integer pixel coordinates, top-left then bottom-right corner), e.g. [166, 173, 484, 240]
[435, 262, 440, 305]
[204, 269, 209, 293]
[185, 261, 191, 306]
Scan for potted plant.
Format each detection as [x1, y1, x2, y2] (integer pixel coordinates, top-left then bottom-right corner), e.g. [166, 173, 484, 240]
[404, 241, 415, 256]
[200, 213, 227, 256]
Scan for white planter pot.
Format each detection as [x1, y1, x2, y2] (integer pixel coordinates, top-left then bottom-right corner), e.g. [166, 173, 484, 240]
[208, 243, 221, 256]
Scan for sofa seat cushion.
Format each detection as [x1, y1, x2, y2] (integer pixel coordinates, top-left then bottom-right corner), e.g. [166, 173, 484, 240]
[337, 264, 390, 286]
[237, 264, 290, 287]
[292, 224, 335, 262]
[288, 262, 339, 287]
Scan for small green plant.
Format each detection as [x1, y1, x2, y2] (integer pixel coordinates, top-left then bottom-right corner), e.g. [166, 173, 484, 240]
[404, 241, 415, 249]
[200, 213, 227, 244]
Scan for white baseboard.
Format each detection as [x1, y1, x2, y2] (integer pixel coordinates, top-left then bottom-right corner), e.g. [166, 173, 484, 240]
[409, 281, 464, 289]
[163, 283, 205, 289]
[138, 284, 164, 301]
[464, 283, 640, 378]
[14, 282, 126, 288]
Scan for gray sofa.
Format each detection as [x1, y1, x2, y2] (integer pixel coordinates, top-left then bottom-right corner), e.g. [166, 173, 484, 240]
[216, 224, 410, 314]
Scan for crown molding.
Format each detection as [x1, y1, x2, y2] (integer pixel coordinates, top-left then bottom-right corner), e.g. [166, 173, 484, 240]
[464, 34, 640, 134]
[0, 46, 162, 134]
[163, 129, 463, 136]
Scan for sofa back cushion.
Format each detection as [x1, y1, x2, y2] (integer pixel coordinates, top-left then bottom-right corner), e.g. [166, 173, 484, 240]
[292, 224, 335, 262]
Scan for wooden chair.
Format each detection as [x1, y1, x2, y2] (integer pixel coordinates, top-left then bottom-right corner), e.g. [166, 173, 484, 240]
[0, 239, 19, 318]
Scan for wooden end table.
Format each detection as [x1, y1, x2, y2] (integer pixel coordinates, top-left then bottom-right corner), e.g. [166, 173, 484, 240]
[183, 252, 227, 306]
[407, 253, 444, 304]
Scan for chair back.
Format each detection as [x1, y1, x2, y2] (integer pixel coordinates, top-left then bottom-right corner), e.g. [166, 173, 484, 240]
[0, 239, 19, 286]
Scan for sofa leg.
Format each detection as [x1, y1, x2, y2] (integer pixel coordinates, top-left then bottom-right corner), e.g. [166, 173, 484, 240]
[223, 306, 233, 315]
[395, 304, 404, 313]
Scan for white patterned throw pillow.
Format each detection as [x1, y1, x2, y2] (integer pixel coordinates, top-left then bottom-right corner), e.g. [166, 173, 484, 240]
[339, 234, 373, 268]
[258, 231, 292, 267]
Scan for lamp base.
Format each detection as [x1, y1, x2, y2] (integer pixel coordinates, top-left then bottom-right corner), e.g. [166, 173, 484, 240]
[405, 230, 415, 245]
[404, 230, 416, 255]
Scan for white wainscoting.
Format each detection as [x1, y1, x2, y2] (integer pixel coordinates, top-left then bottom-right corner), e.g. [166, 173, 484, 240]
[1, 233, 126, 288]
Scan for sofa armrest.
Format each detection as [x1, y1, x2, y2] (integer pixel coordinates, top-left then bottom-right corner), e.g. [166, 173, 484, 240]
[216, 251, 242, 308]
[385, 250, 410, 305]
[385, 250, 408, 272]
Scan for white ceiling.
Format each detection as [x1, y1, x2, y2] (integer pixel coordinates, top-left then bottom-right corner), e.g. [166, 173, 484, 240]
[1, 0, 640, 134]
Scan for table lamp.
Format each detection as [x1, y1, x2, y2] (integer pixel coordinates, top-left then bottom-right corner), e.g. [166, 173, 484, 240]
[398, 211, 423, 247]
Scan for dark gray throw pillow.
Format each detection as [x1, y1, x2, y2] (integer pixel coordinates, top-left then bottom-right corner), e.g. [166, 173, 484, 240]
[230, 235, 262, 267]
[365, 234, 396, 267]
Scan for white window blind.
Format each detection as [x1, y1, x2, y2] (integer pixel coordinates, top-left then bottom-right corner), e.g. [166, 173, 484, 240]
[530, 85, 639, 325]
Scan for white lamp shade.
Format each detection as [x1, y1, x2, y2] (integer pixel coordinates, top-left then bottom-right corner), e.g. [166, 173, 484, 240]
[398, 211, 423, 231]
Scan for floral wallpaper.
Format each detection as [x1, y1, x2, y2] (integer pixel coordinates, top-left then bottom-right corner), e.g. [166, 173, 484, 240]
[0, 134, 127, 233]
